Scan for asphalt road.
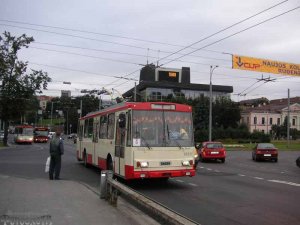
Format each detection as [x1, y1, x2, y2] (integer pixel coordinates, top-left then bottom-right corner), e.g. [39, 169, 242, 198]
[1, 136, 299, 225]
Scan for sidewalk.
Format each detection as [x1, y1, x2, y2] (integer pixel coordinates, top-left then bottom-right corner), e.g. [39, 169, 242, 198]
[0, 174, 159, 225]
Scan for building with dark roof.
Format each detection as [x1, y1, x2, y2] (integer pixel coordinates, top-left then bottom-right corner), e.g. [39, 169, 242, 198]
[122, 64, 233, 101]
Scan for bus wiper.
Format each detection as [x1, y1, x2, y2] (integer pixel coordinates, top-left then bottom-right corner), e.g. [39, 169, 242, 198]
[141, 136, 151, 150]
[172, 139, 182, 149]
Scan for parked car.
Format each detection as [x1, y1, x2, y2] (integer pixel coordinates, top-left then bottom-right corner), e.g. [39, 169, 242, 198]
[198, 141, 226, 163]
[0, 130, 4, 142]
[252, 143, 278, 162]
[68, 133, 77, 139]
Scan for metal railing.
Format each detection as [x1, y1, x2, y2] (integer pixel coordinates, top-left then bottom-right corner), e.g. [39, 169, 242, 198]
[100, 170, 199, 225]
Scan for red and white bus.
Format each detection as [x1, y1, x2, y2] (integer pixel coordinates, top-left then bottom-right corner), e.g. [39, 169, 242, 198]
[34, 127, 49, 143]
[76, 102, 196, 180]
[14, 125, 34, 144]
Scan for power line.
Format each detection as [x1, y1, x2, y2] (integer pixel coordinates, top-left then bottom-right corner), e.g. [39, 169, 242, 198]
[28, 62, 138, 81]
[160, 5, 300, 66]
[108, 3, 298, 87]
[0, 18, 224, 54]
[30, 47, 143, 66]
[32, 41, 230, 62]
[29, 44, 229, 68]
[158, 0, 289, 64]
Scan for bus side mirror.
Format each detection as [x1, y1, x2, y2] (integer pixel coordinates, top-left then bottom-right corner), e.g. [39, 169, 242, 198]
[118, 113, 126, 128]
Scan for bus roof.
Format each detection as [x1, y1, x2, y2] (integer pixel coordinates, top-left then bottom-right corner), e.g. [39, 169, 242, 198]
[81, 102, 192, 120]
[15, 125, 34, 128]
[34, 127, 49, 131]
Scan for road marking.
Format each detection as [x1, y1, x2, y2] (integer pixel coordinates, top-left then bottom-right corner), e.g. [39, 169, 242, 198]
[188, 183, 198, 187]
[215, 170, 220, 173]
[268, 180, 300, 187]
[199, 167, 204, 169]
[238, 174, 246, 177]
[253, 177, 264, 180]
[176, 179, 184, 183]
[207, 168, 212, 171]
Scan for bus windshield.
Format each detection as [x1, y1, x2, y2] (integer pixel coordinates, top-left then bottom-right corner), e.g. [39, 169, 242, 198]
[34, 130, 49, 136]
[132, 110, 193, 148]
[16, 127, 34, 135]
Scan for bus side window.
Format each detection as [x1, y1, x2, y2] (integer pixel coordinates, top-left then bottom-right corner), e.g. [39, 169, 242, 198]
[127, 111, 132, 147]
[100, 115, 108, 139]
[84, 119, 88, 138]
[88, 118, 93, 139]
[107, 113, 115, 139]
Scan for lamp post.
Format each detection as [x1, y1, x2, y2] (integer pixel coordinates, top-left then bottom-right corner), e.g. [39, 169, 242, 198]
[209, 65, 218, 142]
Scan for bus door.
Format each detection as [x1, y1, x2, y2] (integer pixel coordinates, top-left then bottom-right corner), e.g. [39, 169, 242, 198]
[115, 113, 126, 176]
[93, 120, 99, 165]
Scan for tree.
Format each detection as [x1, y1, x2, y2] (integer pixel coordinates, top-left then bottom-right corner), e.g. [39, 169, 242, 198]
[0, 32, 51, 146]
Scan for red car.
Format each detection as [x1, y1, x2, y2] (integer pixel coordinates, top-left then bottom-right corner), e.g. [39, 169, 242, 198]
[252, 143, 278, 162]
[198, 142, 226, 163]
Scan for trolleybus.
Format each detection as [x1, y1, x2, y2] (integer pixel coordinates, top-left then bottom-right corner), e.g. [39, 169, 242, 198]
[34, 127, 49, 143]
[76, 102, 196, 180]
[14, 125, 34, 144]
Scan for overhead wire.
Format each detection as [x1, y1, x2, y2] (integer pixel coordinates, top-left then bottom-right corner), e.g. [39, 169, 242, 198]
[157, 0, 289, 64]
[1, 2, 298, 95]
[0, 18, 226, 54]
[160, 5, 300, 66]
[32, 41, 230, 62]
[104, 2, 298, 89]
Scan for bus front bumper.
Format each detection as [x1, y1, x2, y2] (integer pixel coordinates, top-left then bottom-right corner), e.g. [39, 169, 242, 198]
[125, 166, 196, 179]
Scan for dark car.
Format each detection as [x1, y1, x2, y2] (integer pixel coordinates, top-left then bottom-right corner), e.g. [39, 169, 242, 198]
[252, 143, 278, 162]
[198, 142, 226, 163]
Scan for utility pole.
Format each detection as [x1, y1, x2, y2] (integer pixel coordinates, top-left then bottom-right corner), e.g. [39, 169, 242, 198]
[287, 89, 290, 148]
[134, 82, 137, 102]
[209, 65, 218, 142]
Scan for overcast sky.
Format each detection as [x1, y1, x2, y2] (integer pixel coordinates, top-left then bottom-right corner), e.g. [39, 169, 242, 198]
[1, 0, 299, 101]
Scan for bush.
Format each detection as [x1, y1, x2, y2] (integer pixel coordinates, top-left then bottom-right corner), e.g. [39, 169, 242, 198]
[250, 131, 271, 143]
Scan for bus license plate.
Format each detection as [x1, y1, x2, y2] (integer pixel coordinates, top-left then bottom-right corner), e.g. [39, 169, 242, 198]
[161, 161, 171, 166]
[264, 154, 271, 156]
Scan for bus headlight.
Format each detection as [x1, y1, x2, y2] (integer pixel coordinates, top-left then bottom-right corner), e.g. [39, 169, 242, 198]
[182, 160, 190, 166]
[137, 161, 149, 168]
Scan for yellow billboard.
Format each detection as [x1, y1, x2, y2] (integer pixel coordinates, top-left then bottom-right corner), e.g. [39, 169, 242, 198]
[232, 55, 300, 77]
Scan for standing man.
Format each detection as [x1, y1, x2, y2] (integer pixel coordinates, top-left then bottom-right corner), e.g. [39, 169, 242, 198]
[49, 129, 64, 180]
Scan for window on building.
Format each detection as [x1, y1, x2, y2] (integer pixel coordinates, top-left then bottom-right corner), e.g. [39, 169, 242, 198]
[262, 117, 265, 125]
[292, 118, 296, 126]
[254, 117, 257, 125]
[277, 118, 280, 125]
[270, 118, 273, 125]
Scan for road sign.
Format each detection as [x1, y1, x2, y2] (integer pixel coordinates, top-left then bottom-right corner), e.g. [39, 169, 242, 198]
[232, 55, 300, 77]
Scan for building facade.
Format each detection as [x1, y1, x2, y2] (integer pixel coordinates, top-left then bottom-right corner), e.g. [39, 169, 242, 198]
[122, 64, 233, 101]
[240, 97, 300, 134]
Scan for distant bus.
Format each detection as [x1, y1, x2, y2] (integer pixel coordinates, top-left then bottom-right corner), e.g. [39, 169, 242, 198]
[34, 127, 49, 143]
[77, 102, 196, 180]
[14, 125, 34, 144]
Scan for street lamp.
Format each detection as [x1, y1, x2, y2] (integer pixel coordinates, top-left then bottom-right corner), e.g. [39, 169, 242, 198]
[209, 65, 218, 142]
